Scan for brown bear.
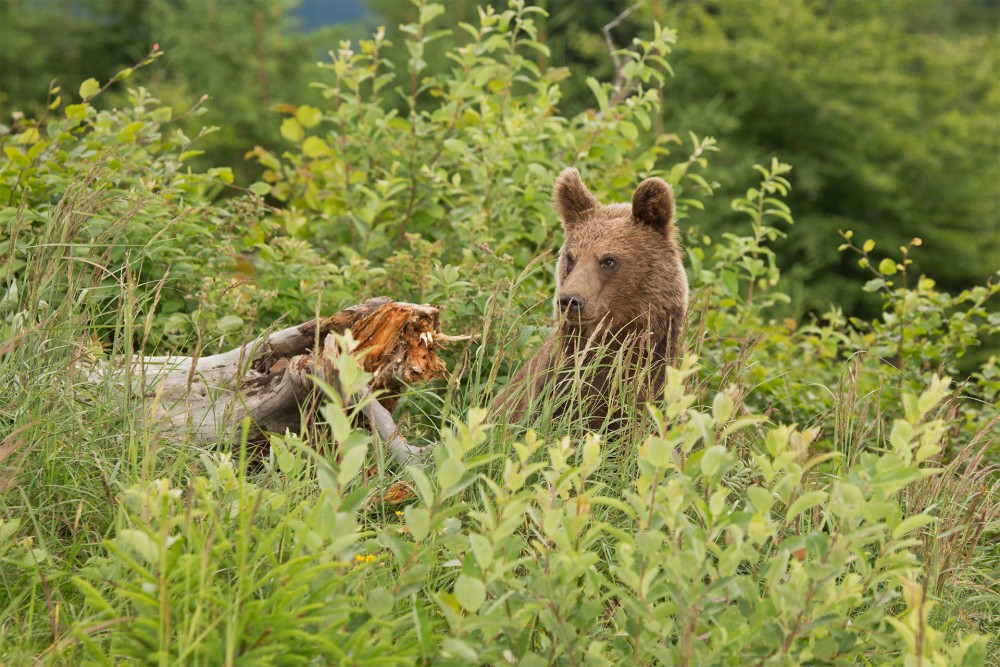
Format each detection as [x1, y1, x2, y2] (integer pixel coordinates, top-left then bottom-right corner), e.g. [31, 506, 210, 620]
[495, 168, 688, 429]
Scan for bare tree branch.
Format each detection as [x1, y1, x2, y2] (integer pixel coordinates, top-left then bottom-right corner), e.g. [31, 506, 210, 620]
[603, 2, 642, 106]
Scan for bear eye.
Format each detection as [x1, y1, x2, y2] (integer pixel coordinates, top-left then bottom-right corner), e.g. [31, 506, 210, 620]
[600, 256, 616, 268]
[565, 253, 575, 269]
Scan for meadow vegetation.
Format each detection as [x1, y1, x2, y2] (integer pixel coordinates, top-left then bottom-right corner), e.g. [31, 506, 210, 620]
[1, 2, 997, 664]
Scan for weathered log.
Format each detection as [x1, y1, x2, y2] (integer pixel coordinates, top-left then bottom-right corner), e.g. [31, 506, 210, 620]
[85, 298, 465, 464]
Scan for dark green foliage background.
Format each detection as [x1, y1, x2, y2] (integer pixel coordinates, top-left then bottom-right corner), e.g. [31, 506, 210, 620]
[4, 0, 995, 321]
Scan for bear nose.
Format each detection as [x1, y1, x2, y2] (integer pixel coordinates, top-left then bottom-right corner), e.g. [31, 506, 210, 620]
[559, 294, 585, 312]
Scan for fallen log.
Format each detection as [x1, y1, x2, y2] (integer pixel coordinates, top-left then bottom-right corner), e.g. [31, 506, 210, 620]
[85, 297, 466, 465]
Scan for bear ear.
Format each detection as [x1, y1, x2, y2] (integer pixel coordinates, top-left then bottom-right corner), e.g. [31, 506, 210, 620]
[631, 177, 675, 231]
[554, 168, 599, 228]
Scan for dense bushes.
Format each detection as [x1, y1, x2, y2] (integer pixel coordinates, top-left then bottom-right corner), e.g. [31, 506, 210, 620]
[655, 0, 1000, 315]
[8, 360, 987, 664]
[1, 2, 997, 664]
[6, 0, 996, 318]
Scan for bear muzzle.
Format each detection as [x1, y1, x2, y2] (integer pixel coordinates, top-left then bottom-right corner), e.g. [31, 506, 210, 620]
[558, 292, 605, 330]
[558, 293, 586, 313]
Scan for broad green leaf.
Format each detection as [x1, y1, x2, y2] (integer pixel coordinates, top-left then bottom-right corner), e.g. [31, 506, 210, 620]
[582, 435, 601, 467]
[454, 574, 486, 612]
[585, 76, 609, 115]
[746, 485, 774, 514]
[216, 315, 243, 333]
[438, 458, 465, 489]
[889, 420, 912, 453]
[708, 489, 729, 518]
[712, 392, 734, 423]
[295, 104, 322, 128]
[117, 121, 144, 143]
[891, 514, 935, 540]
[469, 533, 493, 568]
[419, 3, 445, 24]
[917, 376, 951, 416]
[405, 507, 430, 542]
[787, 490, 827, 519]
[619, 120, 638, 141]
[28, 141, 49, 160]
[366, 588, 394, 618]
[641, 436, 672, 469]
[0, 518, 21, 543]
[302, 136, 329, 158]
[276, 450, 298, 475]
[65, 103, 88, 122]
[408, 467, 434, 504]
[700, 445, 733, 480]
[4, 147, 29, 168]
[151, 106, 172, 123]
[78, 78, 100, 99]
[280, 117, 304, 142]
[441, 638, 478, 662]
[208, 167, 234, 184]
[16, 128, 39, 145]
[721, 416, 767, 438]
[338, 440, 366, 486]
[443, 138, 467, 154]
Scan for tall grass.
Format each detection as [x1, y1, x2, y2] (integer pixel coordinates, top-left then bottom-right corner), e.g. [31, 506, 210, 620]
[4, 1, 998, 659]
[2, 171, 997, 664]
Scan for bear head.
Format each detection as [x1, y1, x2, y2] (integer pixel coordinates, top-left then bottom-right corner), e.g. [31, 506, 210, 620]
[553, 168, 688, 357]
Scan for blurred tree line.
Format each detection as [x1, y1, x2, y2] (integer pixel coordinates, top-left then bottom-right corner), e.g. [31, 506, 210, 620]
[0, 0, 360, 180]
[1, 0, 997, 320]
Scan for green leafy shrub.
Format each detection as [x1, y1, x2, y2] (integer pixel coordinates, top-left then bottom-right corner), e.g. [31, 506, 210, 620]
[1, 1, 996, 664]
[249, 0, 718, 340]
[652, 0, 1000, 319]
[0, 50, 381, 355]
[31, 357, 987, 664]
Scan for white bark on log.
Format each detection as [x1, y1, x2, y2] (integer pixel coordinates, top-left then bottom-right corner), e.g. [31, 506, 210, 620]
[358, 388, 434, 467]
[83, 298, 464, 465]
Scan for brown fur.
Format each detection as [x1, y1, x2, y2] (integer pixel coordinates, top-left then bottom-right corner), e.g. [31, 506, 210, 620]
[496, 168, 688, 429]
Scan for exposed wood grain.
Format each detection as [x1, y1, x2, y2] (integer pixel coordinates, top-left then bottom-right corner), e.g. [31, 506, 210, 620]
[84, 298, 466, 464]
